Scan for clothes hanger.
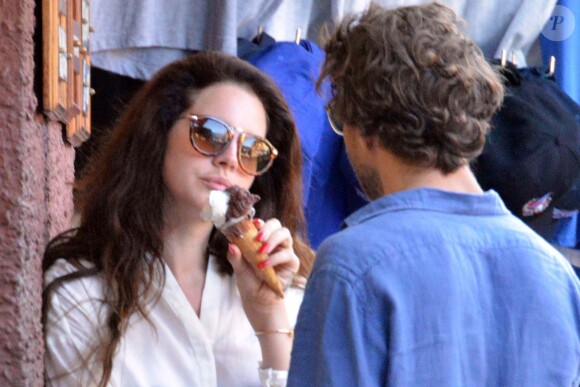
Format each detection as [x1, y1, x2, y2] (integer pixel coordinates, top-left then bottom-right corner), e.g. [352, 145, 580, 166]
[295, 28, 301, 44]
[500, 49, 556, 77]
[500, 49, 518, 67]
[510, 50, 517, 67]
[545, 55, 556, 78]
[256, 25, 264, 44]
[500, 49, 508, 67]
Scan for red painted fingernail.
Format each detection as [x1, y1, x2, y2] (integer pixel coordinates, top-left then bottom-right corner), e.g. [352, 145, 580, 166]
[258, 243, 269, 254]
[228, 244, 236, 254]
[253, 218, 263, 228]
[256, 232, 265, 242]
[257, 258, 271, 269]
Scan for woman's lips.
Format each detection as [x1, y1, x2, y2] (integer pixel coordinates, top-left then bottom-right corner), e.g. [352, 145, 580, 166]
[203, 177, 231, 191]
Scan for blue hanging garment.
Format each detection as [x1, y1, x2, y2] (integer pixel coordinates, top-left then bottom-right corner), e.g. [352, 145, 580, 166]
[242, 38, 368, 248]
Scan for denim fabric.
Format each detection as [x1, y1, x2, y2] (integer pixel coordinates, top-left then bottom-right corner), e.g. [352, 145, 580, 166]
[289, 189, 580, 386]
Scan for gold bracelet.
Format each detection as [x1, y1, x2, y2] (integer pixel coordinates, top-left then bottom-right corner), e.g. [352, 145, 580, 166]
[254, 329, 294, 338]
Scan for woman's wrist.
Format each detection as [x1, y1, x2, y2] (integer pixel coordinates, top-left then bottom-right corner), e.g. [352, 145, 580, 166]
[256, 326, 294, 370]
[245, 293, 293, 369]
[246, 301, 289, 332]
[255, 328, 294, 338]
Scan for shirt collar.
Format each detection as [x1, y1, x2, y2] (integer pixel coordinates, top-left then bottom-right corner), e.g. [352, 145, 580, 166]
[343, 188, 510, 229]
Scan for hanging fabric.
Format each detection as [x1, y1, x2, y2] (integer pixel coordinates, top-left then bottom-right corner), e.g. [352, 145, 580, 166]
[240, 38, 368, 247]
[473, 60, 580, 241]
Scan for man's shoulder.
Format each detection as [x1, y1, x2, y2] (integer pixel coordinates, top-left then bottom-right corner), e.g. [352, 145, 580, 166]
[317, 222, 393, 258]
[313, 221, 403, 283]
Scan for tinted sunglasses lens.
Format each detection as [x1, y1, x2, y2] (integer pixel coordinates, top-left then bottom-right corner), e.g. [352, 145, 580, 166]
[240, 136, 275, 175]
[326, 107, 344, 135]
[190, 118, 231, 155]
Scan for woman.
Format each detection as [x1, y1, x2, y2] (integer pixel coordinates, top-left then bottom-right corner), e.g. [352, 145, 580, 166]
[43, 51, 314, 386]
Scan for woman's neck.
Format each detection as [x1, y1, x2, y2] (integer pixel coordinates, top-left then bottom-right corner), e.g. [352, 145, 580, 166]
[162, 218, 213, 276]
[162, 217, 214, 316]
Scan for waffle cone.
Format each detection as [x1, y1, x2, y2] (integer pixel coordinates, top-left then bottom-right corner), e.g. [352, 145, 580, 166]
[221, 219, 284, 298]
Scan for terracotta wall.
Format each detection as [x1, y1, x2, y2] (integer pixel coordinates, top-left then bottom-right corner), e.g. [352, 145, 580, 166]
[0, 1, 75, 385]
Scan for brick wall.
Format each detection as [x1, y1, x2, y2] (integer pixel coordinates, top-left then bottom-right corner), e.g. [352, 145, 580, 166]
[0, 1, 75, 385]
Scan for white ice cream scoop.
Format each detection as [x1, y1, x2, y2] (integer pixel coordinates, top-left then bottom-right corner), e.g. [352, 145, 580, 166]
[200, 190, 230, 228]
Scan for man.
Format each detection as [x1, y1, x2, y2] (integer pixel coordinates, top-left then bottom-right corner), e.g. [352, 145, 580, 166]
[288, 3, 580, 386]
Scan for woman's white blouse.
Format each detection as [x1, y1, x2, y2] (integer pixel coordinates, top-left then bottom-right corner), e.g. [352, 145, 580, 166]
[44, 256, 303, 386]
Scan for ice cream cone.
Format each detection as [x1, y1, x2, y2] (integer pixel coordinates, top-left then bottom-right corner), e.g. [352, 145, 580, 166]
[222, 219, 285, 298]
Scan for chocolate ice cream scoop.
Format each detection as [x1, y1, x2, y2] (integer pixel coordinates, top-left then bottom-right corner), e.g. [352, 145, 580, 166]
[225, 185, 260, 219]
[201, 185, 284, 298]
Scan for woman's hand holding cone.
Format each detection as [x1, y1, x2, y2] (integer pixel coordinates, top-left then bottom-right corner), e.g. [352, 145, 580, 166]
[226, 218, 299, 324]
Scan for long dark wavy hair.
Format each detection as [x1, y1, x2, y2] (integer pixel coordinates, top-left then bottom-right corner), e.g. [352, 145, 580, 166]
[318, 2, 504, 173]
[42, 51, 314, 386]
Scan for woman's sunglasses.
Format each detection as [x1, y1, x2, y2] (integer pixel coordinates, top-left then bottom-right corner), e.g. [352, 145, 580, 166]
[325, 106, 344, 136]
[185, 114, 278, 176]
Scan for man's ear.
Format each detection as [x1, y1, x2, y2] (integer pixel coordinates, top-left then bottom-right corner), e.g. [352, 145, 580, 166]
[363, 134, 378, 151]
[348, 124, 378, 151]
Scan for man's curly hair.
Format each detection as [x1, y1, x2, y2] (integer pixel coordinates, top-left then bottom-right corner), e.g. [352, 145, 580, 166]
[318, 2, 504, 173]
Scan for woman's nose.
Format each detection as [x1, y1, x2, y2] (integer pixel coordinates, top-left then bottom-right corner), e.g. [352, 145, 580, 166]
[212, 135, 239, 170]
